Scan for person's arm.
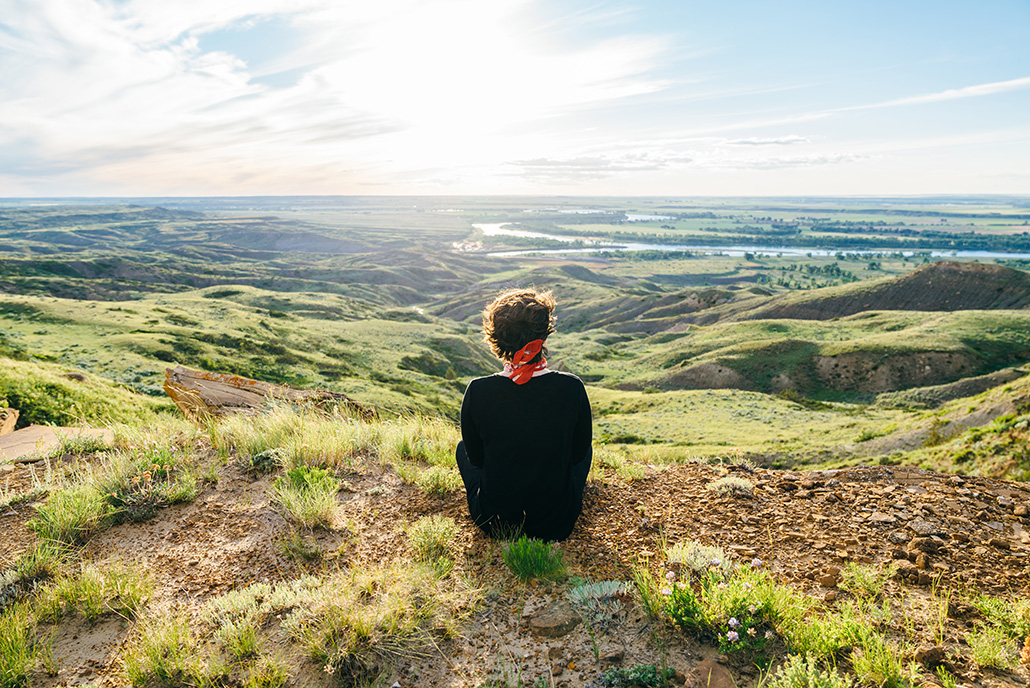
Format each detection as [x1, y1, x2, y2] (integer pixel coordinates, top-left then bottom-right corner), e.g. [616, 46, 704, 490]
[572, 382, 592, 466]
[460, 381, 486, 468]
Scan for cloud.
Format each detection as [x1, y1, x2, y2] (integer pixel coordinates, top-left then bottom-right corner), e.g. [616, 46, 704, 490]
[706, 153, 868, 170]
[0, 0, 671, 194]
[851, 76, 1030, 111]
[507, 153, 689, 182]
[724, 135, 810, 146]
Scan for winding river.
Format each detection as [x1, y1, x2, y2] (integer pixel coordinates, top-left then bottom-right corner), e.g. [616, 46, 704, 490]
[471, 223, 1030, 261]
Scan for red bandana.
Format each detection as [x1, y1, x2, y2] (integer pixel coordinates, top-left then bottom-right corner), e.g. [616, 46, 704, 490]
[503, 339, 547, 385]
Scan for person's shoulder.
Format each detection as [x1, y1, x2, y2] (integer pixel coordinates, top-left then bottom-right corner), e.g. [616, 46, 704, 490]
[465, 374, 506, 392]
[545, 370, 587, 391]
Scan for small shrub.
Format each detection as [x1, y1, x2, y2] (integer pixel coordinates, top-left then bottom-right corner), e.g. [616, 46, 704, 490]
[567, 581, 628, 630]
[598, 664, 675, 688]
[763, 654, 853, 688]
[666, 540, 733, 580]
[503, 536, 567, 581]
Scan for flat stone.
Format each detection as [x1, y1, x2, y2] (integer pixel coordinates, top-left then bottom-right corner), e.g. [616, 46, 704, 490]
[1015, 504, 1028, 517]
[908, 519, 943, 536]
[685, 659, 735, 688]
[870, 512, 896, 523]
[888, 530, 911, 544]
[985, 521, 1004, 531]
[528, 601, 581, 638]
[988, 538, 1010, 550]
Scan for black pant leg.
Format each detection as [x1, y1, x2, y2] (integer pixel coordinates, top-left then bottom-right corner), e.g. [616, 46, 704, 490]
[455, 441, 484, 523]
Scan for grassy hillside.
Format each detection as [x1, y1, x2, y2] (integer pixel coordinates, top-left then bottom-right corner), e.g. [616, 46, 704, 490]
[0, 355, 173, 428]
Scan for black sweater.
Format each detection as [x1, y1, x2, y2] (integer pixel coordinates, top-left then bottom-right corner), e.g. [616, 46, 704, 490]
[460, 371, 592, 541]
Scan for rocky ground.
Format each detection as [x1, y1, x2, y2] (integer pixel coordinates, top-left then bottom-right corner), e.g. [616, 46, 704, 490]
[1, 450, 1029, 687]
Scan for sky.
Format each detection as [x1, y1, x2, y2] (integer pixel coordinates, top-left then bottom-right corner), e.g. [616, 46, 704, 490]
[0, 0, 1028, 197]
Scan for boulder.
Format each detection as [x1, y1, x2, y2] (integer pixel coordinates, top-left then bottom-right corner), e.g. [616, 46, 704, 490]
[0, 408, 17, 436]
[163, 366, 375, 420]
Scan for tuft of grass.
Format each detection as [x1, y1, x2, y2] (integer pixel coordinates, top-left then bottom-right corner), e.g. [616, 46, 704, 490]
[838, 562, 898, 600]
[0, 604, 36, 688]
[243, 655, 290, 688]
[35, 562, 152, 624]
[279, 530, 322, 564]
[378, 417, 458, 468]
[849, 633, 920, 688]
[780, 600, 874, 657]
[0, 541, 67, 613]
[406, 515, 458, 565]
[966, 625, 1019, 670]
[119, 612, 200, 687]
[763, 655, 853, 688]
[28, 482, 113, 545]
[413, 465, 462, 496]
[214, 618, 260, 662]
[281, 562, 478, 683]
[269, 466, 340, 529]
[502, 536, 567, 582]
[706, 475, 754, 496]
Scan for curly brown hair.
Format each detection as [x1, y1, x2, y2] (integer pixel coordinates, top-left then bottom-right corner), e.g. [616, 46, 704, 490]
[481, 289, 557, 363]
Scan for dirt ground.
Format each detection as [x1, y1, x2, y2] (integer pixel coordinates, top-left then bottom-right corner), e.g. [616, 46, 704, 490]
[2, 454, 1029, 687]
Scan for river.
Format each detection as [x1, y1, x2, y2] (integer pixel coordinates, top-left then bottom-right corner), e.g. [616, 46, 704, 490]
[471, 223, 1030, 260]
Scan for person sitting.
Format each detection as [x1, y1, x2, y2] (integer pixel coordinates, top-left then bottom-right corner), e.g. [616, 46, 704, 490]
[455, 289, 592, 542]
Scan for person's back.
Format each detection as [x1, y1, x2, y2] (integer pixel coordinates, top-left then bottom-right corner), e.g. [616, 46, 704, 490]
[455, 289, 592, 542]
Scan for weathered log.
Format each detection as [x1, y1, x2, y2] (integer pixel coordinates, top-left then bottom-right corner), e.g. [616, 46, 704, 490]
[162, 366, 375, 420]
[0, 408, 18, 436]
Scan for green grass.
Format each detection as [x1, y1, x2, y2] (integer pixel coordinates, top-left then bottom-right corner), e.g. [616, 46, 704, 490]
[838, 562, 898, 600]
[120, 611, 200, 687]
[28, 482, 113, 545]
[269, 466, 340, 529]
[502, 536, 567, 582]
[0, 355, 172, 428]
[35, 563, 152, 624]
[406, 515, 458, 565]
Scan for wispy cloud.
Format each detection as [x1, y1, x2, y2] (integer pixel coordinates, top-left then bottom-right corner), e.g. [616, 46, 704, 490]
[847, 76, 1030, 111]
[724, 135, 810, 146]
